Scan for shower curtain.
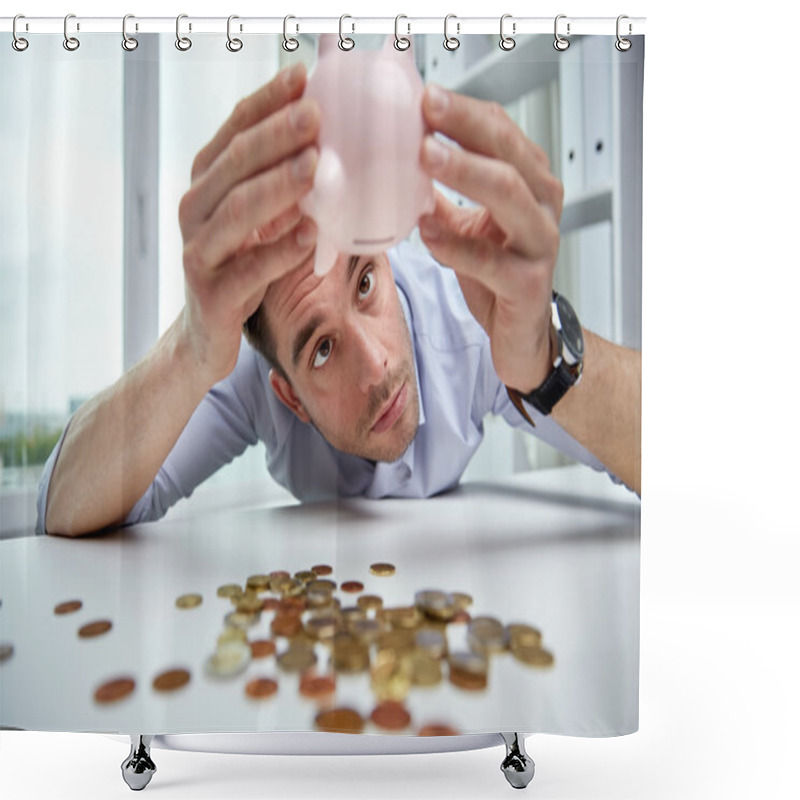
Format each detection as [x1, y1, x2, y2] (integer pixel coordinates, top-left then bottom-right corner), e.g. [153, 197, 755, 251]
[0, 19, 643, 742]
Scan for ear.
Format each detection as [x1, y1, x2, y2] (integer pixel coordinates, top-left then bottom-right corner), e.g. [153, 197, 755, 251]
[269, 369, 311, 424]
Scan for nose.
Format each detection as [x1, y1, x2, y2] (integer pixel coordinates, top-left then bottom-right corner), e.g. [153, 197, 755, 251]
[352, 322, 388, 393]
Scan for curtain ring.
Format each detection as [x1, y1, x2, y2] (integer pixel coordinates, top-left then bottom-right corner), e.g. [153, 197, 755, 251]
[394, 14, 410, 51]
[339, 15, 355, 51]
[63, 13, 80, 51]
[282, 15, 299, 51]
[226, 15, 243, 52]
[615, 15, 632, 52]
[499, 14, 516, 51]
[444, 14, 460, 51]
[12, 15, 29, 52]
[553, 14, 570, 51]
[122, 14, 138, 51]
[175, 14, 192, 51]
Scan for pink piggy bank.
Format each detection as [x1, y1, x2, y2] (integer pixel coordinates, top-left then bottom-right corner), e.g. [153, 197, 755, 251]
[299, 34, 435, 275]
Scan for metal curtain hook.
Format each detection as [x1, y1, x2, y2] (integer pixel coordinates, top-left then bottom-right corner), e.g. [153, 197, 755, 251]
[553, 14, 570, 51]
[175, 14, 192, 51]
[394, 14, 410, 51]
[444, 14, 460, 51]
[63, 13, 80, 51]
[122, 14, 138, 51]
[12, 14, 29, 51]
[499, 14, 516, 51]
[616, 15, 632, 51]
[226, 15, 243, 52]
[282, 15, 299, 51]
[339, 14, 355, 50]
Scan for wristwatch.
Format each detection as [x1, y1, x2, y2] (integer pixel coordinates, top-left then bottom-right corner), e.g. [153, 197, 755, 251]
[515, 291, 584, 416]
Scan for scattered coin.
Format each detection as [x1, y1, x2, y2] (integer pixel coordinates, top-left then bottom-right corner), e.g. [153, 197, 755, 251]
[250, 639, 277, 658]
[418, 723, 461, 736]
[271, 612, 302, 638]
[467, 616, 508, 654]
[311, 565, 333, 576]
[371, 700, 412, 731]
[507, 623, 543, 649]
[78, 620, 112, 638]
[299, 670, 337, 699]
[54, 600, 83, 615]
[176, 593, 202, 609]
[205, 640, 251, 679]
[94, 676, 135, 704]
[261, 597, 279, 611]
[0, 643, 14, 663]
[225, 610, 260, 630]
[277, 643, 318, 673]
[217, 628, 247, 647]
[152, 668, 191, 692]
[340, 580, 364, 593]
[511, 644, 555, 668]
[315, 707, 364, 733]
[246, 574, 271, 591]
[369, 563, 396, 576]
[245, 677, 279, 699]
[356, 594, 383, 611]
[217, 583, 242, 598]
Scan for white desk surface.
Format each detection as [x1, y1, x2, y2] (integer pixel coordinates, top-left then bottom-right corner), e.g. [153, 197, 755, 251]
[0, 466, 640, 738]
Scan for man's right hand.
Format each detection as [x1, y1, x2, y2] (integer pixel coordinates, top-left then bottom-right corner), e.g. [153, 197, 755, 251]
[178, 62, 319, 387]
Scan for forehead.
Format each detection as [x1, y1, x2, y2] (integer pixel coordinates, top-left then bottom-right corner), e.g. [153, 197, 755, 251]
[263, 250, 392, 360]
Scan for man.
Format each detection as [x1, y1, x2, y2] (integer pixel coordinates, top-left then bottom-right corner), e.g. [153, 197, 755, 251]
[37, 61, 641, 538]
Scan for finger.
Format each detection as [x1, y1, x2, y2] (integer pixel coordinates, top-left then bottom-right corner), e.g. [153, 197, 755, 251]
[208, 218, 318, 321]
[191, 63, 307, 183]
[234, 205, 304, 256]
[421, 135, 558, 260]
[418, 212, 548, 307]
[184, 147, 318, 277]
[186, 95, 319, 228]
[422, 85, 564, 222]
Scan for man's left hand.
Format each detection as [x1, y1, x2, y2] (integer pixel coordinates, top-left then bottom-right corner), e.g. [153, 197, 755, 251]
[418, 84, 564, 395]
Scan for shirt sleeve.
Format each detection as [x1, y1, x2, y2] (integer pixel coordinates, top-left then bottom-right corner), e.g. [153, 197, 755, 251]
[35, 336, 265, 535]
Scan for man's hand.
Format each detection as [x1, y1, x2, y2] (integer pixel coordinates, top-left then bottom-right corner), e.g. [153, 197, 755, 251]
[418, 84, 564, 395]
[178, 62, 320, 388]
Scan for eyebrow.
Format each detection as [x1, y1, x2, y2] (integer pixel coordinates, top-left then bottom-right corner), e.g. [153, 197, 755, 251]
[291, 255, 361, 368]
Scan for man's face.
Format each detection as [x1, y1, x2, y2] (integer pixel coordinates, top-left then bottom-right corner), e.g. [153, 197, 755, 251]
[264, 251, 420, 463]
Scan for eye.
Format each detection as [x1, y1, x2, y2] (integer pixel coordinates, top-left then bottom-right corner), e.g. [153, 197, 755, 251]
[358, 267, 375, 300]
[312, 338, 332, 369]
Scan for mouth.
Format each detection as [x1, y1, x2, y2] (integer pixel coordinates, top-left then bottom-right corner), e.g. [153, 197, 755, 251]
[370, 381, 408, 435]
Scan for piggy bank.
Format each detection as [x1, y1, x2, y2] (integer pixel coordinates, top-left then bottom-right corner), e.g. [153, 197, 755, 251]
[299, 34, 435, 275]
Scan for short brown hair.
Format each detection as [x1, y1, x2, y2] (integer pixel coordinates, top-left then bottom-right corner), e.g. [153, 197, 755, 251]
[243, 303, 288, 382]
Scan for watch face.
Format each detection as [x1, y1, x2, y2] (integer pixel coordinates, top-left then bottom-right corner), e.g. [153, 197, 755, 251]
[555, 294, 585, 359]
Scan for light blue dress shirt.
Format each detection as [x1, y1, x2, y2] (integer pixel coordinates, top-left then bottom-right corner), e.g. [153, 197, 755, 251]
[35, 240, 622, 535]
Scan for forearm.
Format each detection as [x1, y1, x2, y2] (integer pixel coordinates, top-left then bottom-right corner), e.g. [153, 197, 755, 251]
[44, 309, 215, 536]
[551, 329, 641, 494]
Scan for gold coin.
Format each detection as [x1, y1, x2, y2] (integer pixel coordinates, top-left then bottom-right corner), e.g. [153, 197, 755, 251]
[217, 628, 247, 647]
[356, 594, 383, 611]
[205, 640, 251, 678]
[176, 593, 202, 609]
[467, 616, 508, 653]
[245, 677, 279, 699]
[350, 618, 383, 645]
[225, 610, 260, 629]
[507, 623, 542, 648]
[246, 574, 271, 591]
[277, 643, 318, 673]
[370, 648, 412, 701]
[378, 627, 416, 652]
[217, 583, 242, 598]
[294, 570, 317, 584]
[448, 651, 489, 675]
[152, 668, 191, 692]
[305, 614, 339, 640]
[416, 629, 447, 659]
[451, 592, 473, 609]
[54, 599, 83, 615]
[94, 676, 135, 704]
[235, 594, 263, 613]
[311, 564, 333, 576]
[410, 651, 443, 686]
[511, 644, 555, 668]
[307, 579, 337, 593]
[369, 563, 396, 576]
[279, 578, 305, 597]
[331, 633, 370, 673]
[78, 620, 112, 638]
[315, 707, 364, 734]
[0, 643, 14, 663]
[415, 590, 457, 621]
